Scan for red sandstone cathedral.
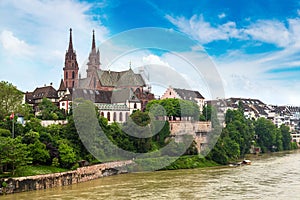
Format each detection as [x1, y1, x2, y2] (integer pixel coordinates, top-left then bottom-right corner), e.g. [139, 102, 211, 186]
[25, 29, 154, 121]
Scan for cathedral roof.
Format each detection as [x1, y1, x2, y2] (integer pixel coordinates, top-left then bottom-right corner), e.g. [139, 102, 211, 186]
[111, 88, 140, 103]
[97, 68, 145, 87]
[72, 88, 112, 104]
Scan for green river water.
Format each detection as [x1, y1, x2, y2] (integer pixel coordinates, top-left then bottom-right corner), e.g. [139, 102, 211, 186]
[2, 150, 300, 199]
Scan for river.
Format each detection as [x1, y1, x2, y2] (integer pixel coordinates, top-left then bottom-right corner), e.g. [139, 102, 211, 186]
[2, 150, 300, 199]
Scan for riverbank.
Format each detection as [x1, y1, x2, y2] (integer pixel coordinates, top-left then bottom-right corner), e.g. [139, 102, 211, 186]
[0, 160, 133, 195]
[0, 155, 220, 195]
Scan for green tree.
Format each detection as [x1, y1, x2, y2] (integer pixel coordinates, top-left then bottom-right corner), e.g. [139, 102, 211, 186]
[28, 140, 50, 164]
[0, 136, 32, 175]
[280, 125, 292, 150]
[58, 141, 77, 168]
[255, 118, 277, 152]
[0, 128, 11, 137]
[146, 98, 200, 120]
[0, 81, 23, 120]
[38, 98, 65, 120]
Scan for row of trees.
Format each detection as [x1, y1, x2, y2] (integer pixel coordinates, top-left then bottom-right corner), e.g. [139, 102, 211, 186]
[0, 81, 297, 175]
[207, 108, 295, 164]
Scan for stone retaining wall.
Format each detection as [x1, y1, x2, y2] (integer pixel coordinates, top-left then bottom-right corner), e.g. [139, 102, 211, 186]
[0, 160, 133, 195]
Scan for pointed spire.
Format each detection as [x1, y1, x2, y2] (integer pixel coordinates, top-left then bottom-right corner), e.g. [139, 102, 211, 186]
[68, 28, 73, 51]
[92, 30, 96, 50]
[58, 78, 66, 91]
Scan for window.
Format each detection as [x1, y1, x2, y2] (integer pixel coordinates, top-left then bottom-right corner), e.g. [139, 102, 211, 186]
[62, 102, 65, 106]
[107, 112, 111, 121]
[119, 112, 123, 121]
[66, 72, 68, 79]
[125, 112, 129, 121]
[113, 112, 117, 121]
[169, 91, 171, 95]
[72, 81, 74, 87]
[72, 71, 75, 79]
[134, 103, 137, 109]
[101, 112, 104, 117]
[93, 77, 96, 88]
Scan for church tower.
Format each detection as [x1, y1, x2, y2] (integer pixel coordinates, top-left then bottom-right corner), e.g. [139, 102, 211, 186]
[86, 30, 100, 78]
[63, 28, 79, 90]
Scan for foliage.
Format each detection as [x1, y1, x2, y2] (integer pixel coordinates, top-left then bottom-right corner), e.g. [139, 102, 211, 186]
[58, 141, 77, 169]
[38, 98, 66, 120]
[0, 81, 23, 120]
[0, 136, 32, 175]
[146, 98, 200, 120]
[280, 125, 292, 150]
[0, 128, 11, 137]
[51, 157, 60, 168]
[255, 118, 277, 152]
[28, 141, 50, 164]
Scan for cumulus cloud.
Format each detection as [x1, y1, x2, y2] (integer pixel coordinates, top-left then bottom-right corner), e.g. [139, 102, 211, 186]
[0, 30, 34, 56]
[165, 14, 244, 44]
[0, 0, 108, 91]
[166, 13, 300, 105]
[142, 54, 170, 66]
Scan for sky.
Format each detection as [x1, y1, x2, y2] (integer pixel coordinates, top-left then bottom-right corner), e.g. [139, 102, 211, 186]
[1, 0, 300, 105]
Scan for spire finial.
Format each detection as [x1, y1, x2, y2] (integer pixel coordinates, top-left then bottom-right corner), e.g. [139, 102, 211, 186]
[68, 28, 73, 51]
[92, 29, 96, 50]
[129, 61, 131, 69]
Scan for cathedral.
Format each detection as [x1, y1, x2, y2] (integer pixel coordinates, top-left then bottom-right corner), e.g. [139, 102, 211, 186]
[26, 28, 154, 123]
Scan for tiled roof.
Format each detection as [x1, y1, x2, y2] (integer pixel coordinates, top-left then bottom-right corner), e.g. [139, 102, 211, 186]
[32, 86, 58, 100]
[227, 97, 266, 106]
[173, 88, 204, 100]
[111, 88, 140, 103]
[72, 88, 112, 104]
[97, 68, 145, 87]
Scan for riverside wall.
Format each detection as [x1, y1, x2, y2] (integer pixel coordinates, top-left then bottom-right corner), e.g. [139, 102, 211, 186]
[0, 160, 133, 195]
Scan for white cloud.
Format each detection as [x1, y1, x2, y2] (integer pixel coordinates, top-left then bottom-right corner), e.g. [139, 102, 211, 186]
[244, 20, 290, 47]
[0, 30, 34, 56]
[166, 14, 300, 105]
[0, 0, 108, 91]
[165, 14, 244, 44]
[218, 13, 226, 19]
[142, 54, 170, 66]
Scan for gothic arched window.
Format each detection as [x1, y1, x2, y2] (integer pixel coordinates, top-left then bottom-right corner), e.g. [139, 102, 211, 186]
[107, 112, 111, 121]
[113, 112, 117, 121]
[125, 112, 129, 121]
[134, 103, 137, 109]
[119, 112, 123, 122]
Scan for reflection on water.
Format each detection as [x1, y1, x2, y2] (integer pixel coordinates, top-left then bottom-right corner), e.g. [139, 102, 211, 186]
[3, 150, 300, 200]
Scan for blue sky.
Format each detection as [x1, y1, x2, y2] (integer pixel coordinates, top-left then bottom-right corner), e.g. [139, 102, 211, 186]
[1, 0, 300, 105]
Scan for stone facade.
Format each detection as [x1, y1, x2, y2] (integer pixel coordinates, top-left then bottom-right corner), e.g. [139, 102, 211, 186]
[169, 121, 211, 153]
[0, 160, 133, 195]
